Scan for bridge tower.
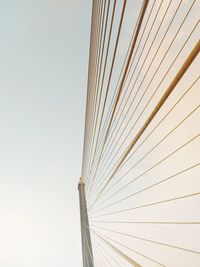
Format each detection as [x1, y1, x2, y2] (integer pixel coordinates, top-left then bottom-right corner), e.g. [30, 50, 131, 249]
[78, 177, 94, 267]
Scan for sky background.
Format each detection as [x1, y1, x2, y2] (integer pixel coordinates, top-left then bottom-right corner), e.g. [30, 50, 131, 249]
[0, 1, 92, 266]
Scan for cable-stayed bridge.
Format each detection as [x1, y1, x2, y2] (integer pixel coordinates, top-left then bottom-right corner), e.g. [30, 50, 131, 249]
[78, 0, 200, 266]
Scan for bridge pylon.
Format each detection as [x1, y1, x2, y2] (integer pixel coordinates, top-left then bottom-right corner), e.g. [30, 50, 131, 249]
[78, 177, 94, 267]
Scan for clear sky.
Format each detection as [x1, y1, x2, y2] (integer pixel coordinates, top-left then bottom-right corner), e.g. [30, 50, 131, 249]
[0, 1, 91, 266]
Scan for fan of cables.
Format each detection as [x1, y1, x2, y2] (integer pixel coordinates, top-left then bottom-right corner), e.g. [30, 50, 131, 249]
[81, 0, 200, 266]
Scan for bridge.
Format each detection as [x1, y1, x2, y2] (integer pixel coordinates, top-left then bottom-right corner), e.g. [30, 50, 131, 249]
[78, 0, 200, 266]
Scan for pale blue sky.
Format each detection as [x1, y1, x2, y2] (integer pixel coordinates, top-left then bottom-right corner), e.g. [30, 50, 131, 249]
[0, 1, 91, 266]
